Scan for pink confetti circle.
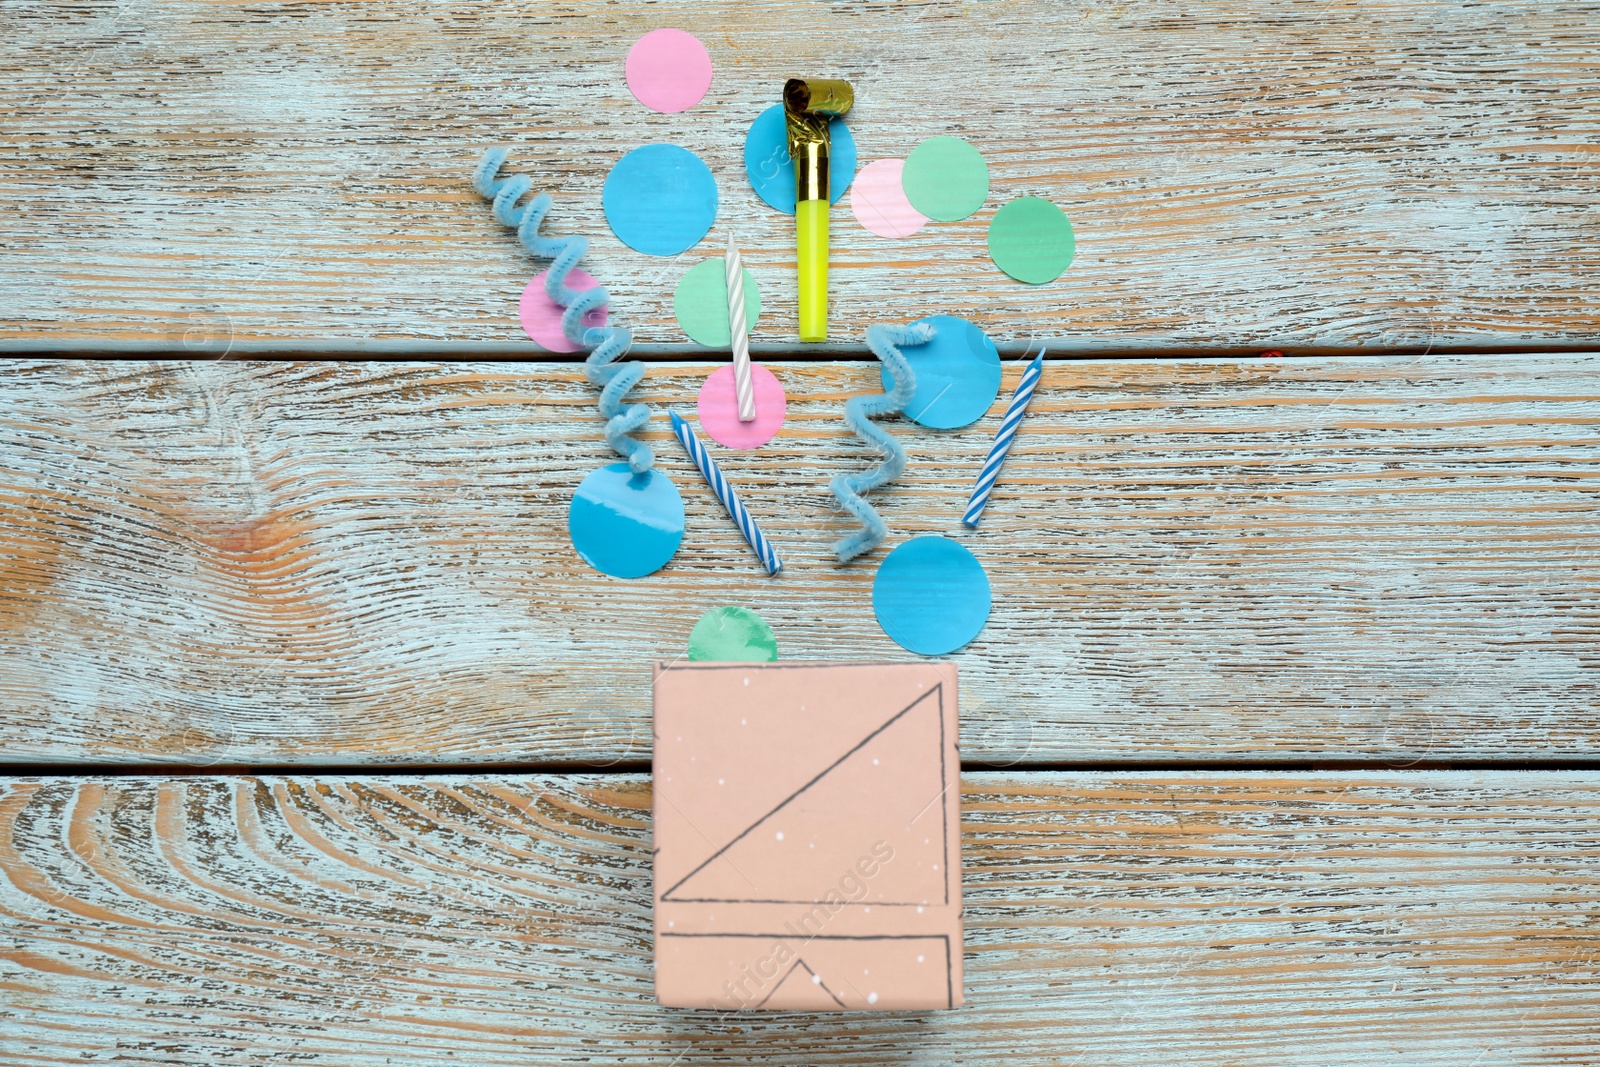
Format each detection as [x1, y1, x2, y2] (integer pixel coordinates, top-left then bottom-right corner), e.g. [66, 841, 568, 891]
[625, 29, 713, 114]
[696, 364, 786, 450]
[850, 159, 928, 238]
[520, 269, 607, 353]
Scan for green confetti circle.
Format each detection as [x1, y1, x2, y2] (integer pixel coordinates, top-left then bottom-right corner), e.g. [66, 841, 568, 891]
[901, 136, 990, 222]
[686, 606, 779, 663]
[673, 259, 761, 347]
[987, 196, 1075, 284]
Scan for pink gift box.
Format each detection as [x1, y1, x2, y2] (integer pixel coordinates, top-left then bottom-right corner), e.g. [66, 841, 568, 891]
[652, 661, 964, 1011]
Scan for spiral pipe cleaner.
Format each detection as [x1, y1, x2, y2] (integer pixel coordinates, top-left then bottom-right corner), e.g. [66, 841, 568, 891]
[472, 147, 654, 474]
[829, 320, 936, 563]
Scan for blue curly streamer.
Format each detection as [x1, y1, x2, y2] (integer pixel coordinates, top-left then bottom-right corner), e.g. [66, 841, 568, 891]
[471, 147, 654, 474]
[830, 321, 936, 563]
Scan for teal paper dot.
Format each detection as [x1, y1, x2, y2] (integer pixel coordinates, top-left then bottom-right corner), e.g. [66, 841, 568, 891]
[743, 104, 857, 214]
[872, 536, 991, 656]
[880, 314, 1002, 429]
[602, 144, 718, 256]
[568, 463, 684, 579]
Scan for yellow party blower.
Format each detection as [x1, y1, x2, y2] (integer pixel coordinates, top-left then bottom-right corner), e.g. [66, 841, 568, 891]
[783, 77, 853, 342]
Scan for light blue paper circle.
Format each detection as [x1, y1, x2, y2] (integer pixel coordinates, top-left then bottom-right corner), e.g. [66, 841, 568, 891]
[872, 536, 991, 656]
[568, 463, 685, 579]
[602, 144, 719, 256]
[743, 104, 857, 214]
[880, 314, 1003, 429]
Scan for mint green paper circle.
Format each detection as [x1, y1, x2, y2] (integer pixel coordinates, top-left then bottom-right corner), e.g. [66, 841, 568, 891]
[987, 196, 1075, 284]
[673, 259, 761, 347]
[902, 136, 990, 222]
[687, 606, 779, 662]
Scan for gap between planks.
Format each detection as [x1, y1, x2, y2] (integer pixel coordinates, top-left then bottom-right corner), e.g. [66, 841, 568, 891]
[4, 342, 1600, 361]
[6, 759, 1600, 780]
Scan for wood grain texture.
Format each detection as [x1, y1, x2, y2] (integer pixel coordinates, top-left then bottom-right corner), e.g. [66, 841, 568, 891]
[0, 771, 1595, 1065]
[3, 0, 1599, 351]
[0, 358, 1595, 767]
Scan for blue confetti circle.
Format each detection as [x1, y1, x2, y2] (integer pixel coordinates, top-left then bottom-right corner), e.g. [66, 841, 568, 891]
[602, 144, 719, 256]
[743, 104, 857, 214]
[568, 463, 685, 579]
[872, 536, 991, 656]
[881, 314, 1003, 429]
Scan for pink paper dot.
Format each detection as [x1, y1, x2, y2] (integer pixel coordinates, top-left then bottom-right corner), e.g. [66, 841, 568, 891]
[696, 364, 786, 450]
[850, 159, 928, 239]
[520, 269, 606, 353]
[625, 29, 713, 114]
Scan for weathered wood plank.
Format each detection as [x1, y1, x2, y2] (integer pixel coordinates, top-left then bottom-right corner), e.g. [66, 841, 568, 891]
[0, 358, 1595, 766]
[2, 0, 1598, 350]
[0, 772, 1595, 1065]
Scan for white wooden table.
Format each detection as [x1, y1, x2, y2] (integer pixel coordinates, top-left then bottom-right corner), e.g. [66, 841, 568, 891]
[2, 2, 1598, 1063]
